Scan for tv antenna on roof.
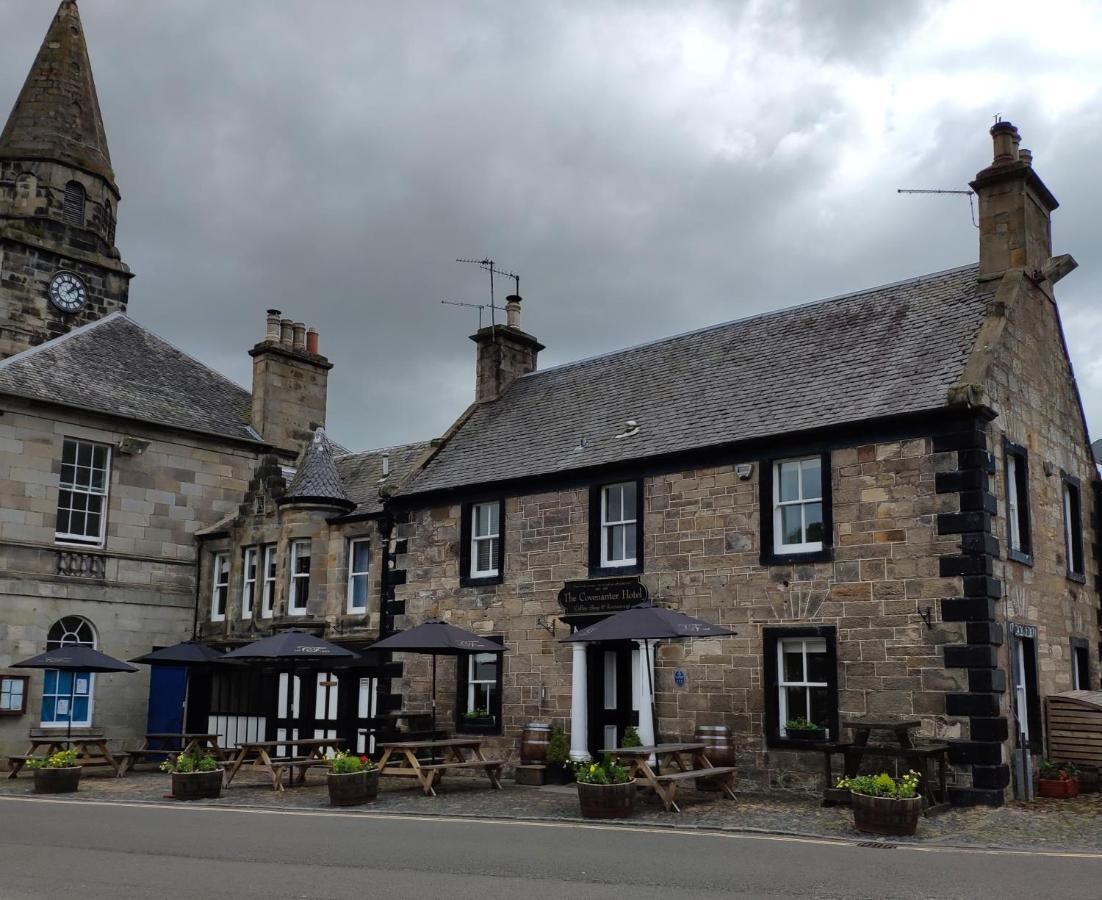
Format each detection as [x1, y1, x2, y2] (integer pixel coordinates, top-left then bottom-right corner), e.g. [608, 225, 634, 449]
[454, 257, 520, 326]
[897, 188, 978, 228]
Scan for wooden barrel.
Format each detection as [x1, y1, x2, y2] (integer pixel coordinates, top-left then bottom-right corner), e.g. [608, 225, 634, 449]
[521, 722, 552, 764]
[694, 724, 735, 791]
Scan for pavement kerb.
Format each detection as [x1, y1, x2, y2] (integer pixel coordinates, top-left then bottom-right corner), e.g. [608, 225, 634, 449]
[4, 792, 1100, 860]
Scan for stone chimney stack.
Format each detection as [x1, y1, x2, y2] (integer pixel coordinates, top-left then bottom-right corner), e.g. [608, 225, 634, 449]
[470, 294, 545, 403]
[970, 121, 1059, 281]
[250, 309, 332, 456]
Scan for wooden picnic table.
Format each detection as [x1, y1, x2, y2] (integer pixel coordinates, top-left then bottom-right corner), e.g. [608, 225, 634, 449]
[377, 737, 504, 797]
[816, 719, 950, 815]
[7, 733, 128, 778]
[125, 732, 226, 768]
[601, 742, 738, 813]
[222, 737, 344, 792]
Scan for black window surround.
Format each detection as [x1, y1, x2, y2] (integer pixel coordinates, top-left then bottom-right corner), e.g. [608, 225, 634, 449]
[1003, 439, 1032, 566]
[759, 452, 833, 566]
[459, 498, 505, 588]
[1062, 473, 1085, 582]
[763, 625, 840, 749]
[455, 634, 504, 735]
[588, 479, 645, 578]
[1071, 637, 1092, 691]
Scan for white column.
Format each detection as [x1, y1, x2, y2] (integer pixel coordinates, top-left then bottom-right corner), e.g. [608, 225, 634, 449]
[635, 640, 656, 749]
[569, 641, 590, 762]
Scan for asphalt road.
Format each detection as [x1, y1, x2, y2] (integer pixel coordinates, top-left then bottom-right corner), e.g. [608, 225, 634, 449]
[2, 796, 1100, 900]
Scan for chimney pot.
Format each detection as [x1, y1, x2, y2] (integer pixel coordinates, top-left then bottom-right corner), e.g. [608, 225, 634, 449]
[1019, 147, 1033, 166]
[279, 318, 294, 346]
[265, 309, 282, 342]
[990, 121, 1020, 165]
[306, 328, 319, 354]
[505, 294, 522, 329]
[292, 322, 307, 351]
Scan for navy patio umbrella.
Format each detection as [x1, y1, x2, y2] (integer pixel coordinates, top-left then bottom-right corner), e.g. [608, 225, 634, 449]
[222, 631, 359, 742]
[369, 621, 506, 740]
[561, 603, 736, 748]
[13, 646, 138, 742]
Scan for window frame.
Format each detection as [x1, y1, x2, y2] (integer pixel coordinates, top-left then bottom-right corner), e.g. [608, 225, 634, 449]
[1004, 440, 1032, 565]
[459, 498, 505, 587]
[0, 675, 29, 716]
[759, 452, 833, 565]
[210, 552, 229, 622]
[1062, 474, 1085, 581]
[1072, 638, 1091, 691]
[763, 625, 839, 748]
[41, 616, 96, 729]
[346, 537, 371, 614]
[260, 544, 277, 619]
[588, 479, 644, 577]
[455, 635, 504, 735]
[241, 547, 258, 619]
[288, 539, 311, 615]
[54, 438, 111, 549]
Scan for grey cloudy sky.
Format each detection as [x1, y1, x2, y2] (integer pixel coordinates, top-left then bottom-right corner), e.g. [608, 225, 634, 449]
[3, 0, 1100, 451]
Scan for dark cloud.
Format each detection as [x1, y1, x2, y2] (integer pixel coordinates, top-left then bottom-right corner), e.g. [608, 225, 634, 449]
[2, 0, 1099, 450]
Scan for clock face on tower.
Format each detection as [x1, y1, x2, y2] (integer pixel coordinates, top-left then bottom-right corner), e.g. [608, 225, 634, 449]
[48, 271, 88, 314]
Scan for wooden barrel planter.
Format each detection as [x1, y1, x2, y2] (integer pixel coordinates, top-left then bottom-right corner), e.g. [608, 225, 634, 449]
[327, 770, 379, 807]
[694, 724, 735, 791]
[850, 792, 922, 836]
[171, 770, 223, 801]
[576, 779, 637, 819]
[33, 766, 81, 795]
[521, 722, 551, 765]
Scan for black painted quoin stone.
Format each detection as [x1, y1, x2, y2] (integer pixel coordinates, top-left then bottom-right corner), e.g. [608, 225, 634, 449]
[934, 415, 1009, 807]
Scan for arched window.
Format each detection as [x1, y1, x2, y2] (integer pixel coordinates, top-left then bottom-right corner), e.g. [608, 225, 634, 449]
[41, 616, 97, 728]
[62, 180, 85, 225]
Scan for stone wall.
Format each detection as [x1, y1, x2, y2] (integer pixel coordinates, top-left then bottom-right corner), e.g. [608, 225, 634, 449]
[394, 433, 971, 790]
[0, 398, 258, 760]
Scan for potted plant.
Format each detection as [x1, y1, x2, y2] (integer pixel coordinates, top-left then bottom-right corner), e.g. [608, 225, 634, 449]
[1037, 760, 1079, 798]
[836, 770, 922, 836]
[622, 726, 643, 748]
[327, 751, 379, 807]
[574, 756, 636, 819]
[784, 717, 826, 742]
[161, 750, 222, 801]
[461, 708, 496, 730]
[28, 749, 80, 794]
[544, 726, 574, 784]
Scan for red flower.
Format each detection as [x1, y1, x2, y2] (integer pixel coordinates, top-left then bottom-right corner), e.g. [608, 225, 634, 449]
[359, 756, 368, 764]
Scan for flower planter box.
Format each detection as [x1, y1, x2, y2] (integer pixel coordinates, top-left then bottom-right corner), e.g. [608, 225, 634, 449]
[1037, 778, 1079, 799]
[850, 792, 922, 836]
[576, 779, 637, 819]
[33, 766, 81, 795]
[171, 770, 223, 801]
[327, 769, 379, 807]
[461, 716, 496, 730]
[785, 727, 826, 742]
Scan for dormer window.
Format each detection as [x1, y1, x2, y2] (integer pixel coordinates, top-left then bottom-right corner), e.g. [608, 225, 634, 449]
[62, 181, 85, 225]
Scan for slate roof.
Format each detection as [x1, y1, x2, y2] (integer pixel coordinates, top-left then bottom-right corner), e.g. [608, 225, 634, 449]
[402, 264, 991, 496]
[0, 313, 260, 443]
[335, 441, 431, 516]
[283, 428, 354, 509]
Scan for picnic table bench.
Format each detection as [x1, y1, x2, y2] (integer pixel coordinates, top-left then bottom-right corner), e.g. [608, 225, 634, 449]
[222, 738, 344, 792]
[7, 733, 128, 778]
[124, 732, 226, 768]
[377, 737, 504, 797]
[602, 742, 738, 813]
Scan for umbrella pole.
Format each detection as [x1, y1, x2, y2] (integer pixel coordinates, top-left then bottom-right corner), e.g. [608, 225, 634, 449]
[66, 672, 75, 745]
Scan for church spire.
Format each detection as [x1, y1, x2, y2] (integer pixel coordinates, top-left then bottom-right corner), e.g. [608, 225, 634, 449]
[0, 0, 115, 190]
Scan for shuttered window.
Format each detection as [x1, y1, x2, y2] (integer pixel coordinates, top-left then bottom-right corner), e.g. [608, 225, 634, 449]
[62, 181, 85, 225]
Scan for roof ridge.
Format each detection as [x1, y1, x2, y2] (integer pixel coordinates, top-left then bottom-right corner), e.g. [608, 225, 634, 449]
[526, 262, 979, 380]
[334, 438, 432, 460]
[0, 311, 124, 371]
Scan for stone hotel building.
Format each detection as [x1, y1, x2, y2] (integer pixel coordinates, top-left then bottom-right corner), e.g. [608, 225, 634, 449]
[377, 124, 1099, 806]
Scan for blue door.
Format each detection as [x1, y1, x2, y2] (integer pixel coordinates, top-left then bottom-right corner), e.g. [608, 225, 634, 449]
[146, 665, 188, 735]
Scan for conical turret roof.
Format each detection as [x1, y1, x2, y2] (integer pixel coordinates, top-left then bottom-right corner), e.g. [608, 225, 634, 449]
[0, 1, 116, 188]
[283, 427, 355, 510]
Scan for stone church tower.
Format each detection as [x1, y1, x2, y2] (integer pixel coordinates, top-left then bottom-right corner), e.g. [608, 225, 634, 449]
[0, 0, 132, 360]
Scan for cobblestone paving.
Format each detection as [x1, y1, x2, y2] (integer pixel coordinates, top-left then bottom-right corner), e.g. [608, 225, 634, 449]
[3, 768, 1100, 853]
